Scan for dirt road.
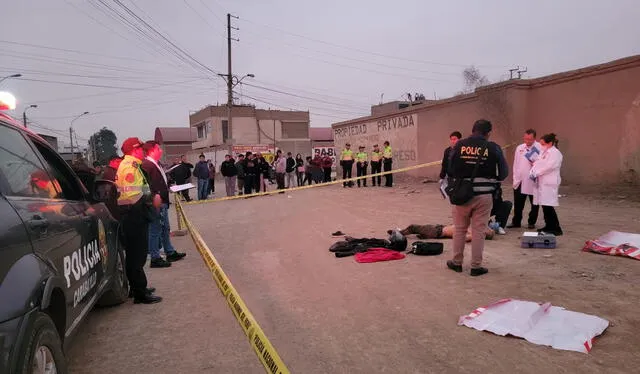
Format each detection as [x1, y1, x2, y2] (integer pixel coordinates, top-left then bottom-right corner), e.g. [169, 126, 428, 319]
[69, 181, 640, 373]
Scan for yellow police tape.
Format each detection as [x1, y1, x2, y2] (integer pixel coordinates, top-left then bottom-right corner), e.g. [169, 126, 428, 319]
[183, 143, 515, 205]
[175, 199, 290, 374]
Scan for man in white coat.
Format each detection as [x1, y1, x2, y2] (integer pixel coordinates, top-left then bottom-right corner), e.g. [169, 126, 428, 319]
[529, 133, 563, 236]
[508, 129, 541, 229]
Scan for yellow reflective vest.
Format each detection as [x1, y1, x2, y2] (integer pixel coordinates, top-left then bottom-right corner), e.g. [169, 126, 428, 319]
[371, 151, 381, 162]
[383, 146, 393, 159]
[341, 149, 354, 161]
[356, 151, 368, 162]
[115, 155, 150, 205]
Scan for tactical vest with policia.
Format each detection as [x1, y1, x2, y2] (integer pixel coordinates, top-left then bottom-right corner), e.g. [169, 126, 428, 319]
[446, 136, 499, 204]
[115, 155, 152, 206]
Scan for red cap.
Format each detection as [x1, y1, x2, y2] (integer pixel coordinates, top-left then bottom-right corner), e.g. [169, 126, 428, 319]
[121, 137, 143, 155]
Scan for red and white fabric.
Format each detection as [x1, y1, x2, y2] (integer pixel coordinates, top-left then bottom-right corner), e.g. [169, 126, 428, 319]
[458, 299, 609, 353]
[583, 231, 640, 261]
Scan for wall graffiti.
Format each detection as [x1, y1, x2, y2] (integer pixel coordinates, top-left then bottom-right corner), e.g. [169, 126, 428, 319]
[333, 113, 419, 172]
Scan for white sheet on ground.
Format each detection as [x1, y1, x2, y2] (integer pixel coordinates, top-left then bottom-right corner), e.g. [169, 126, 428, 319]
[582, 231, 640, 260]
[458, 299, 609, 353]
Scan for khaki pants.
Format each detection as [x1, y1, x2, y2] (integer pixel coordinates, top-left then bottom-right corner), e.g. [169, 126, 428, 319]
[451, 194, 493, 268]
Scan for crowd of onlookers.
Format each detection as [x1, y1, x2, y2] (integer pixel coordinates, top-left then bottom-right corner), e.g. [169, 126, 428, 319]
[158, 150, 337, 201]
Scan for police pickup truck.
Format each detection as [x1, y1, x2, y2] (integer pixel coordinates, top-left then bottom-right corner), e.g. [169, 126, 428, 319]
[0, 106, 127, 373]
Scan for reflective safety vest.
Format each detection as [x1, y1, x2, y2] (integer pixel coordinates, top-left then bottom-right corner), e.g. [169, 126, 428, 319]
[371, 151, 381, 162]
[383, 146, 393, 159]
[341, 149, 353, 161]
[115, 155, 150, 205]
[356, 151, 368, 162]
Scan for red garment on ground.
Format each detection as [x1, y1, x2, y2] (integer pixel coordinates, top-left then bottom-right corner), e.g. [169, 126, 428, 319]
[355, 248, 406, 263]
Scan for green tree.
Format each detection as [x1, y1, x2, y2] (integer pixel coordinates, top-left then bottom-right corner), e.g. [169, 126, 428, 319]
[89, 127, 118, 165]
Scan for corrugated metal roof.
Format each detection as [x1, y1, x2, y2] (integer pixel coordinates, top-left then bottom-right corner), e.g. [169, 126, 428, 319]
[309, 127, 333, 141]
[155, 127, 196, 143]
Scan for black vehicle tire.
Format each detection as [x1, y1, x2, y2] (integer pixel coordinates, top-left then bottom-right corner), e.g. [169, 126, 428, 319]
[97, 246, 129, 307]
[17, 311, 68, 374]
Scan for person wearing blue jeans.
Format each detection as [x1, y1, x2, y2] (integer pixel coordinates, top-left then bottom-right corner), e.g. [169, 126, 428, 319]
[193, 154, 210, 200]
[148, 203, 186, 267]
[142, 141, 187, 268]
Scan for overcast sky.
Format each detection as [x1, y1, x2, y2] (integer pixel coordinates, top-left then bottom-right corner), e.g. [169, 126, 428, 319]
[1, 0, 639, 149]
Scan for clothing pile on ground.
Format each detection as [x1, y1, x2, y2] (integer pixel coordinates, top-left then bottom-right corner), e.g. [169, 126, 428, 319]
[330, 230, 442, 263]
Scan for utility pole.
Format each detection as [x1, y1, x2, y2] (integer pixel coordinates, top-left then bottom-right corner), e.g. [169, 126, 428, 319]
[69, 127, 74, 157]
[226, 13, 239, 143]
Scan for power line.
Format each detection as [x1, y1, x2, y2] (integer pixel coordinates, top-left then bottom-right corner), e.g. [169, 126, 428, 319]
[0, 39, 177, 67]
[239, 27, 462, 78]
[242, 82, 370, 112]
[99, 0, 221, 77]
[238, 17, 510, 69]
[24, 78, 203, 105]
[62, 0, 177, 61]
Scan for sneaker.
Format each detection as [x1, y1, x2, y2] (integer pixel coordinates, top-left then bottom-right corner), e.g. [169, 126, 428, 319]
[470, 267, 489, 277]
[166, 251, 186, 262]
[150, 258, 172, 268]
[497, 227, 506, 235]
[446, 260, 462, 273]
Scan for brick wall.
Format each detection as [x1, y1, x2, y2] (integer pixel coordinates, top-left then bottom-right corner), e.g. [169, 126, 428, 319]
[333, 55, 640, 186]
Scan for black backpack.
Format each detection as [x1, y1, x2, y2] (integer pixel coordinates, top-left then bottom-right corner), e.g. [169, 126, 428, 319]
[408, 241, 443, 256]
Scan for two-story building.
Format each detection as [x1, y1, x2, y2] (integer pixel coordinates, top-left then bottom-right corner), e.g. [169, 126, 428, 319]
[188, 104, 311, 166]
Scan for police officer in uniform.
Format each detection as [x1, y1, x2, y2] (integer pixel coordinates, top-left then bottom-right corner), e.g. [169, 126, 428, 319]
[340, 143, 354, 188]
[370, 144, 382, 186]
[355, 146, 368, 187]
[116, 137, 162, 304]
[382, 141, 393, 187]
[446, 120, 508, 277]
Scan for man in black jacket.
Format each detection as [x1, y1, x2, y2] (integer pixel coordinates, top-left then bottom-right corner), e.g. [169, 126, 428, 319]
[169, 154, 193, 201]
[243, 152, 258, 195]
[220, 154, 237, 196]
[439, 131, 462, 181]
[193, 154, 209, 201]
[447, 120, 508, 277]
[142, 141, 186, 268]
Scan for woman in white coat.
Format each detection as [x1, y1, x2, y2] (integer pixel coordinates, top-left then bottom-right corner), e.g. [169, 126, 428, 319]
[529, 133, 563, 235]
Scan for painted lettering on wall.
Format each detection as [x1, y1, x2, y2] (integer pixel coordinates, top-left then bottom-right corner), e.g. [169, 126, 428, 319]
[377, 115, 415, 131]
[334, 124, 367, 138]
[394, 150, 417, 161]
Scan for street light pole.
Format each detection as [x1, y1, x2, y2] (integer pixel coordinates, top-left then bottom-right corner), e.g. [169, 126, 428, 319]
[23, 104, 38, 128]
[69, 111, 89, 159]
[0, 73, 22, 85]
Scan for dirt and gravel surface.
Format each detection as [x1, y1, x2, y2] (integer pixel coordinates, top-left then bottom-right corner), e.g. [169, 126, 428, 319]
[69, 180, 640, 374]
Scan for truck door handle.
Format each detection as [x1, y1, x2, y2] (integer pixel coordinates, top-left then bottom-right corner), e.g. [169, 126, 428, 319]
[28, 216, 49, 229]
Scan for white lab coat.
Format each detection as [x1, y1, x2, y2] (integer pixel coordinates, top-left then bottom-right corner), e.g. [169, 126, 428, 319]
[530, 146, 563, 207]
[512, 141, 541, 195]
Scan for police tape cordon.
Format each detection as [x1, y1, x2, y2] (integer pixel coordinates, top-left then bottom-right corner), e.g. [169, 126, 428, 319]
[175, 198, 290, 374]
[172, 143, 514, 373]
[183, 143, 515, 205]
